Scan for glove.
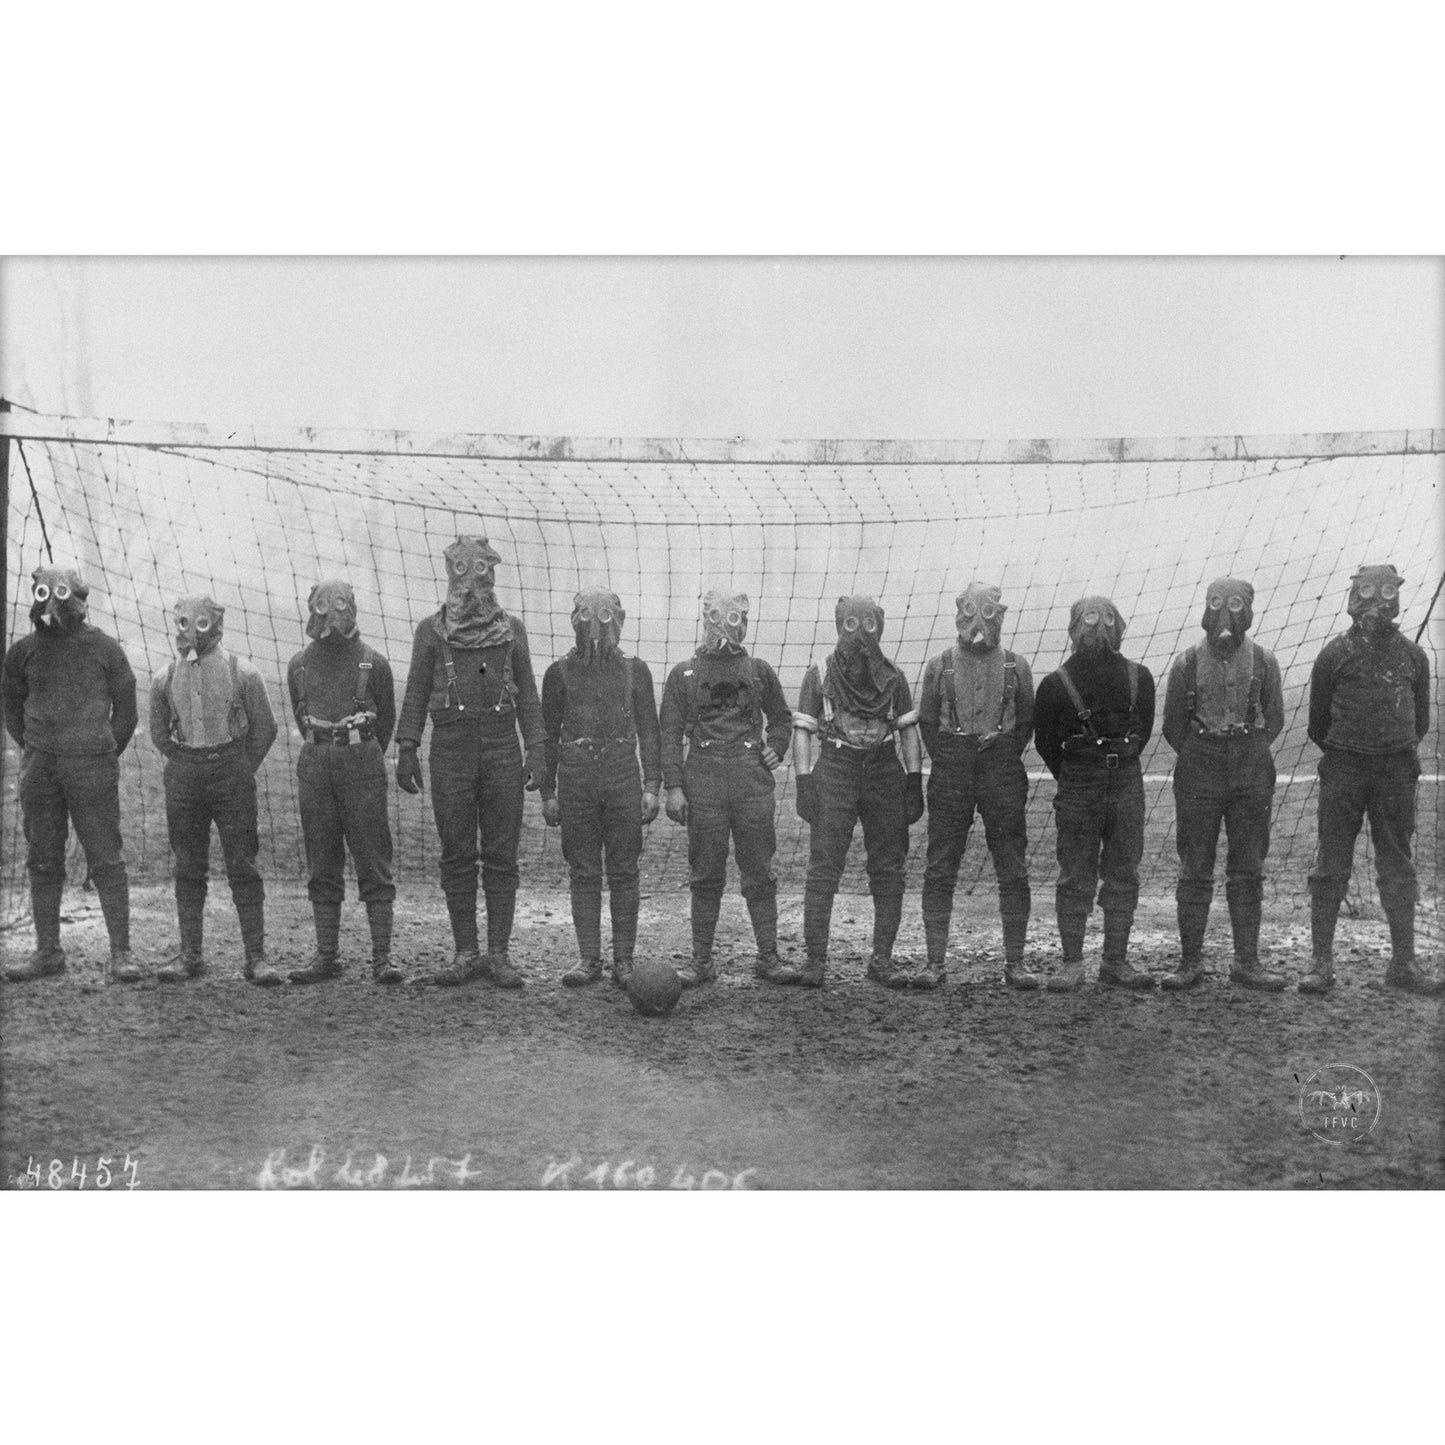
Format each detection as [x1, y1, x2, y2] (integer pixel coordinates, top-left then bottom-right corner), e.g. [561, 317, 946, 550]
[641, 791, 659, 825]
[905, 772, 925, 824]
[542, 797, 561, 827]
[760, 744, 782, 771]
[396, 743, 423, 795]
[523, 747, 543, 792]
[794, 772, 817, 825]
[665, 786, 689, 825]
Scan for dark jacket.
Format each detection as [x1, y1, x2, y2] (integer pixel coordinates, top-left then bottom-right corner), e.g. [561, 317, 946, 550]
[658, 649, 791, 789]
[396, 610, 544, 751]
[540, 652, 662, 799]
[3, 623, 138, 756]
[1034, 651, 1156, 779]
[287, 636, 397, 751]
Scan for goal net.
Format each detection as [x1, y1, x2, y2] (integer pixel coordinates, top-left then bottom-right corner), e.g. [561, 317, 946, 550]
[3, 411, 1441, 938]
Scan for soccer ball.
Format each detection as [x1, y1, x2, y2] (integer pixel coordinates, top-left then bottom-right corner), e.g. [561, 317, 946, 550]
[626, 957, 683, 1017]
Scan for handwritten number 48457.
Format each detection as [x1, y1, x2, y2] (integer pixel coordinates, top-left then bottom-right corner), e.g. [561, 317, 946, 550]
[21, 1156, 140, 1190]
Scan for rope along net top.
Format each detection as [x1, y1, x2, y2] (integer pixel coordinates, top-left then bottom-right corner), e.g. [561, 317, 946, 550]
[3, 413, 1441, 938]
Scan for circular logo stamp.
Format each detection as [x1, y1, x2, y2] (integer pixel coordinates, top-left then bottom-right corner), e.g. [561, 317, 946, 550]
[1298, 1064, 1381, 1145]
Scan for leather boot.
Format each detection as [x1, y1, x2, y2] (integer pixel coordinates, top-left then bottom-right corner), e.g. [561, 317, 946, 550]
[1000, 906, 1037, 988]
[1300, 896, 1338, 995]
[158, 878, 208, 981]
[7, 877, 66, 979]
[918, 909, 950, 990]
[681, 890, 722, 988]
[243, 949, 283, 987]
[866, 893, 909, 988]
[1047, 910, 1089, 992]
[108, 947, 142, 984]
[368, 900, 402, 984]
[1383, 909, 1445, 996]
[787, 886, 833, 987]
[1164, 899, 1209, 989]
[564, 888, 604, 985]
[482, 890, 524, 988]
[746, 890, 789, 982]
[93, 871, 131, 953]
[1098, 910, 1155, 989]
[290, 901, 344, 983]
[1226, 890, 1284, 989]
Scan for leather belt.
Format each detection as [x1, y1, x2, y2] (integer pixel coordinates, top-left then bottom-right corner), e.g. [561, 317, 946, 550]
[308, 723, 375, 746]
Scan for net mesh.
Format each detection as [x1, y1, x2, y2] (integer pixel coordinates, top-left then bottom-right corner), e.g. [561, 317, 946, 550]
[3, 420, 1441, 937]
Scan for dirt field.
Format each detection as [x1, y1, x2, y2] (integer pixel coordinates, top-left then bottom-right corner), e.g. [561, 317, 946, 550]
[3, 882, 1441, 1190]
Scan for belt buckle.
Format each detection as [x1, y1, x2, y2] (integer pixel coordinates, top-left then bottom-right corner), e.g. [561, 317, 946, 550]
[336, 728, 352, 746]
[1105, 752, 1120, 770]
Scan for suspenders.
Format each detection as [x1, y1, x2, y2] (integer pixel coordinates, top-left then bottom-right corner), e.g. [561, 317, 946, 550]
[435, 629, 516, 715]
[166, 651, 246, 746]
[941, 649, 1016, 736]
[1182, 643, 1265, 735]
[1057, 661, 1140, 766]
[683, 655, 765, 745]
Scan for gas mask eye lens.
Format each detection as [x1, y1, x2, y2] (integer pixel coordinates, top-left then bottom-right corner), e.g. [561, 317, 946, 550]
[578, 607, 593, 623]
[1083, 609, 1099, 626]
[1381, 583, 1398, 600]
[451, 558, 470, 576]
[177, 614, 190, 629]
[962, 602, 976, 618]
[980, 603, 996, 620]
[598, 607, 613, 624]
[862, 617, 877, 634]
[53, 584, 71, 601]
[196, 617, 211, 632]
[312, 598, 328, 613]
[1357, 582, 1376, 600]
[726, 609, 742, 628]
[33, 584, 51, 602]
[1103, 610, 1115, 626]
[706, 606, 722, 623]
[1228, 596, 1244, 614]
[1208, 595, 1223, 610]
[843, 616, 860, 633]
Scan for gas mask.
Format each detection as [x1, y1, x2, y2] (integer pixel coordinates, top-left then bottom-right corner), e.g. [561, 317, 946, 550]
[29, 565, 89, 632]
[440, 534, 508, 646]
[1201, 576, 1254, 654]
[835, 595, 886, 662]
[306, 579, 359, 642]
[1347, 564, 1403, 638]
[1068, 595, 1125, 655]
[173, 594, 225, 658]
[956, 582, 1005, 654]
[572, 586, 624, 663]
[702, 589, 748, 652]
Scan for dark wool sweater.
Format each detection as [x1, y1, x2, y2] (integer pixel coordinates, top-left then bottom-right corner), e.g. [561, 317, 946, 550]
[540, 652, 662, 798]
[1033, 650, 1156, 779]
[2, 623, 138, 755]
[287, 635, 397, 750]
[658, 649, 791, 789]
[1308, 625, 1429, 755]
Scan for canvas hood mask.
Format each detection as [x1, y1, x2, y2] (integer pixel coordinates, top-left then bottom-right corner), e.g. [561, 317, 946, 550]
[701, 588, 748, 653]
[306, 579, 359, 642]
[438, 535, 512, 648]
[572, 586, 624, 662]
[825, 595, 900, 719]
[30, 565, 89, 632]
[1347, 564, 1403, 637]
[173, 594, 225, 658]
[956, 582, 1005, 653]
[1069, 595, 1125, 655]
[1201, 576, 1254, 653]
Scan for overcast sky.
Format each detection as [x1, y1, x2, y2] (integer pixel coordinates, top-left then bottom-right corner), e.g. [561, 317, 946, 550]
[2, 256, 1441, 441]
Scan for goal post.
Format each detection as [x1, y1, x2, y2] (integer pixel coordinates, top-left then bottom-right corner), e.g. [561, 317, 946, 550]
[2, 408, 1440, 938]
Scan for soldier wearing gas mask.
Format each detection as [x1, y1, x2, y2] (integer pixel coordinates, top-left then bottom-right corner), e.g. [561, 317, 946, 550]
[659, 590, 792, 986]
[2, 565, 139, 983]
[285, 580, 401, 986]
[539, 588, 662, 988]
[149, 593, 280, 984]
[790, 596, 925, 988]
[1161, 577, 1285, 991]
[917, 583, 1036, 990]
[396, 536, 545, 989]
[1301, 565, 1440, 996]
[1033, 596, 1157, 991]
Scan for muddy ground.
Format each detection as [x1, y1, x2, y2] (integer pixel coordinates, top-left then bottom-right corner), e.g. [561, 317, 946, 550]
[3, 882, 1441, 1190]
